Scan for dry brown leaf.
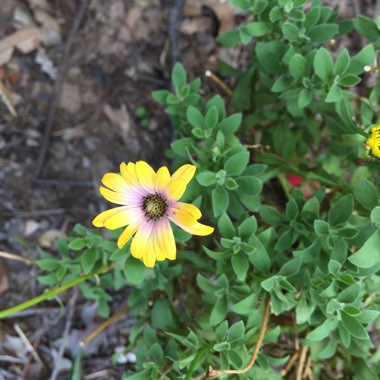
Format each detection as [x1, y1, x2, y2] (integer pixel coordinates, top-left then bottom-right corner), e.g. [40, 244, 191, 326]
[0, 260, 9, 294]
[0, 79, 17, 117]
[103, 104, 131, 137]
[38, 229, 65, 248]
[0, 27, 41, 66]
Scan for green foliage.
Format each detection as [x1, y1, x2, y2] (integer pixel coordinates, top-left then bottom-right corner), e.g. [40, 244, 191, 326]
[32, 1, 380, 379]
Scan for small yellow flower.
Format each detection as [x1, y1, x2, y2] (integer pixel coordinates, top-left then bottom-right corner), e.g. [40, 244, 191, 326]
[93, 161, 214, 267]
[366, 125, 380, 158]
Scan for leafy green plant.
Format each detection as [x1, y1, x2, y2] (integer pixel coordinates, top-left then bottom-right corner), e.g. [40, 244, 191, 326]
[1, 1, 380, 379]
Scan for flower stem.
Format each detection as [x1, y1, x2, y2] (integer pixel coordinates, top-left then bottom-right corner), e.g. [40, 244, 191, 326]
[0, 264, 114, 318]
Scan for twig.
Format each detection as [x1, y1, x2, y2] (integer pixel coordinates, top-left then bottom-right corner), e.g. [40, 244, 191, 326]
[50, 288, 79, 380]
[205, 70, 233, 97]
[296, 345, 308, 380]
[0, 355, 26, 364]
[158, 364, 173, 380]
[207, 296, 271, 378]
[0, 251, 34, 265]
[0, 307, 61, 319]
[168, 0, 186, 67]
[304, 355, 314, 380]
[80, 304, 129, 346]
[280, 351, 299, 377]
[14, 323, 42, 363]
[35, 0, 88, 177]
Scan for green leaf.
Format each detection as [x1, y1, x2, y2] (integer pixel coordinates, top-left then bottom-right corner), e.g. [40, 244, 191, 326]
[314, 47, 334, 81]
[334, 49, 350, 75]
[151, 298, 173, 330]
[354, 15, 380, 42]
[172, 62, 187, 90]
[243, 21, 272, 37]
[282, 23, 299, 41]
[337, 283, 361, 303]
[259, 205, 283, 225]
[371, 207, 380, 224]
[124, 256, 146, 285]
[307, 318, 338, 341]
[328, 194, 353, 226]
[238, 216, 257, 240]
[298, 89, 312, 108]
[217, 113, 242, 135]
[289, 54, 308, 78]
[348, 45, 375, 75]
[325, 83, 344, 103]
[210, 296, 228, 326]
[212, 186, 229, 217]
[197, 171, 216, 187]
[227, 321, 245, 343]
[348, 230, 380, 268]
[338, 74, 361, 87]
[232, 253, 249, 281]
[278, 257, 302, 277]
[307, 24, 338, 42]
[152, 89, 169, 103]
[236, 176, 262, 195]
[217, 29, 241, 47]
[81, 247, 96, 274]
[205, 106, 218, 129]
[353, 178, 378, 210]
[170, 138, 192, 158]
[231, 293, 257, 316]
[36, 258, 61, 271]
[303, 6, 320, 28]
[187, 106, 205, 129]
[218, 213, 235, 238]
[224, 151, 249, 175]
[314, 219, 330, 236]
[341, 312, 369, 340]
[69, 238, 87, 251]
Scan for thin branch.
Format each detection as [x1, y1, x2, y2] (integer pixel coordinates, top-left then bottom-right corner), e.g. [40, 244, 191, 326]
[80, 304, 129, 346]
[280, 351, 299, 377]
[0, 251, 34, 265]
[296, 345, 308, 380]
[35, 0, 88, 177]
[205, 70, 233, 97]
[208, 296, 271, 378]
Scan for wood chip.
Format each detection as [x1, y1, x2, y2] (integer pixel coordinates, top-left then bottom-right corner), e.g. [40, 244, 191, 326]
[0, 27, 41, 66]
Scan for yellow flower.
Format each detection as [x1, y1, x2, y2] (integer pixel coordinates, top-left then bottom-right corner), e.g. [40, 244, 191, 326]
[93, 161, 214, 267]
[366, 125, 380, 158]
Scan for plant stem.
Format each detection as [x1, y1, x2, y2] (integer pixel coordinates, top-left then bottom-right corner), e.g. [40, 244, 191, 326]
[0, 264, 114, 318]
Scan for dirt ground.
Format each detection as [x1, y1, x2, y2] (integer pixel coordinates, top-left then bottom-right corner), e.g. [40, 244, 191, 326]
[0, 0, 376, 379]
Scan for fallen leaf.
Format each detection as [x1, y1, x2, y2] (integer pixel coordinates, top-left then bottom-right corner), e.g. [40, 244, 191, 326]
[38, 229, 65, 248]
[0, 27, 41, 66]
[0, 260, 9, 294]
[0, 79, 17, 117]
[103, 104, 131, 137]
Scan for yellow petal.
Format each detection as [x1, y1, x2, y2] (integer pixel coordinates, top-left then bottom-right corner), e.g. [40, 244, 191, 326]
[136, 161, 156, 191]
[99, 186, 127, 205]
[101, 173, 129, 192]
[155, 166, 170, 193]
[143, 240, 156, 268]
[167, 178, 186, 201]
[176, 202, 202, 219]
[181, 221, 214, 236]
[171, 208, 197, 227]
[92, 206, 127, 227]
[104, 209, 135, 230]
[120, 162, 140, 187]
[158, 220, 176, 260]
[117, 224, 139, 249]
[171, 164, 196, 186]
[130, 228, 146, 259]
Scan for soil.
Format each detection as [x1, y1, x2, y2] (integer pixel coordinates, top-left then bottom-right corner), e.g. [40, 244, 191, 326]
[0, 0, 375, 379]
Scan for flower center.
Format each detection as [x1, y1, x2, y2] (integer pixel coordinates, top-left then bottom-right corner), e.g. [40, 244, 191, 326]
[142, 194, 168, 220]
